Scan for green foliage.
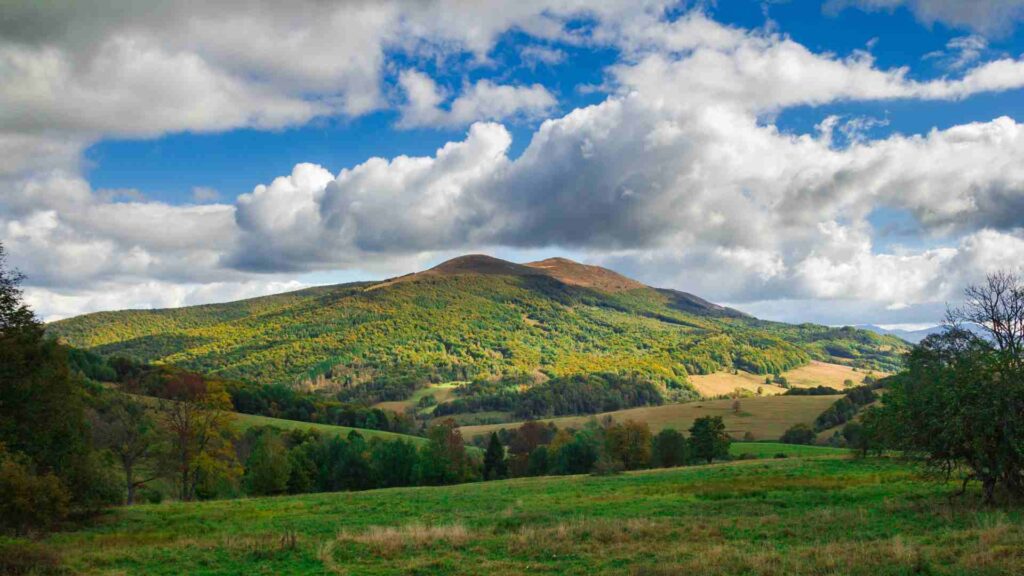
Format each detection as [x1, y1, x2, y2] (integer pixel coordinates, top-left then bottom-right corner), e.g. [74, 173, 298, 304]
[245, 432, 292, 496]
[369, 439, 419, 488]
[785, 385, 842, 396]
[0, 247, 120, 527]
[603, 420, 652, 470]
[483, 433, 508, 480]
[689, 416, 731, 463]
[0, 446, 70, 535]
[780, 423, 817, 445]
[48, 273, 906, 393]
[873, 329, 1024, 502]
[418, 420, 471, 485]
[436, 372, 667, 419]
[651, 428, 689, 467]
[813, 386, 877, 431]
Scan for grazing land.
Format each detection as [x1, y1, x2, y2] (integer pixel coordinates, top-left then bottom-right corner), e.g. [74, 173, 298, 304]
[458, 395, 842, 441]
[18, 457, 1022, 575]
[689, 360, 876, 397]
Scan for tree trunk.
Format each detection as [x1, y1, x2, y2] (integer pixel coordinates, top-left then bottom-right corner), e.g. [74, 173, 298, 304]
[982, 477, 997, 505]
[125, 462, 135, 505]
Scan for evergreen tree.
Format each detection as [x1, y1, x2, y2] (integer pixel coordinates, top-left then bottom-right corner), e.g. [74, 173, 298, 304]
[483, 433, 508, 480]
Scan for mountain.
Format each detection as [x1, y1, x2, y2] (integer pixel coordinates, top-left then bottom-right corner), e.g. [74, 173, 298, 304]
[857, 323, 988, 344]
[48, 255, 907, 393]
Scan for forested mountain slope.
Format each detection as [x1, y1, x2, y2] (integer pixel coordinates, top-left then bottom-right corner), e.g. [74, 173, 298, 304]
[49, 255, 906, 391]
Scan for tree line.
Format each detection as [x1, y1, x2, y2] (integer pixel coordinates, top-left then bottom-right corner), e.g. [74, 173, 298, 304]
[433, 372, 666, 419]
[474, 415, 732, 479]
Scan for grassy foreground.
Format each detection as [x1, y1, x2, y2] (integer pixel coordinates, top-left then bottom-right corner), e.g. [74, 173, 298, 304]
[13, 457, 1023, 575]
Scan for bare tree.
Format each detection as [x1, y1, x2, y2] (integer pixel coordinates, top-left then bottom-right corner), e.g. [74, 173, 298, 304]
[948, 271, 1024, 365]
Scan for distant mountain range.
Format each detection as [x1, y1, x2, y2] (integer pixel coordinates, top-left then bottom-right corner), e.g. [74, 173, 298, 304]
[856, 323, 988, 344]
[48, 254, 908, 392]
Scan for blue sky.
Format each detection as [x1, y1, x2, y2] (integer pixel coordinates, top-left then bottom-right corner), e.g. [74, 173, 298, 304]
[3, 0, 1024, 326]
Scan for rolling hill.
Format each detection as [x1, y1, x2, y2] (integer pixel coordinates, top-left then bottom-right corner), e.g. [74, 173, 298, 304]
[48, 255, 907, 403]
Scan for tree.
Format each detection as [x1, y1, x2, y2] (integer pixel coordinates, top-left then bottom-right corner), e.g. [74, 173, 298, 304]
[841, 422, 865, 452]
[689, 416, 730, 464]
[0, 445, 70, 535]
[651, 428, 688, 468]
[0, 244, 36, 335]
[0, 243, 118, 524]
[875, 272, 1024, 503]
[483, 433, 508, 480]
[780, 423, 816, 445]
[418, 419, 470, 485]
[92, 394, 162, 505]
[526, 445, 549, 476]
[245, 432, 291, 496]
[551, 430, 600, 475]
[370, 439, 418, 488]
[158, 374, 239, 501]
[604, 420, 652, 470]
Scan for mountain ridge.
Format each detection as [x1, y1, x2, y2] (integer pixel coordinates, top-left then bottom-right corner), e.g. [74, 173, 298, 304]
[48, 254, 907, 390]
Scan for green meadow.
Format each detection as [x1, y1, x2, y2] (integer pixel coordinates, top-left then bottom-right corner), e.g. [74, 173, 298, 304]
[10, 456, 1022, 575]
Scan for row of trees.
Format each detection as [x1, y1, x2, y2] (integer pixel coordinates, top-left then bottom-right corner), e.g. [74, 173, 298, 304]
[99, 355, 417, 435]
[434, 372, 665, 419]
[475, 415, 732, 480]
[241, 420, 476, 497]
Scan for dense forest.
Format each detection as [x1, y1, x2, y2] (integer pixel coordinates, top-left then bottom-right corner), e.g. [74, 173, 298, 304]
[49, 257, 908, 405]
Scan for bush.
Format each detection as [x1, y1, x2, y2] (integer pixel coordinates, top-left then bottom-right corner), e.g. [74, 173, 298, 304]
[0, 450, 71, 535]
[780, 423, 817, 445]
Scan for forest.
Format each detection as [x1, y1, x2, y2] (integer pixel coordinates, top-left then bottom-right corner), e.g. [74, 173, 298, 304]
[48, 267, 908, 397]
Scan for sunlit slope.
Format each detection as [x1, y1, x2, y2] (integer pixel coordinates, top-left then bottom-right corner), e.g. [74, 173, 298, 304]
[49, 255, 906, 387]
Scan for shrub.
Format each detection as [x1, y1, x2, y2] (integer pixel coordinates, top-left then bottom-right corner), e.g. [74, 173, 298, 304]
[0, 449, 71, 535]
[780, 424, 817, 445]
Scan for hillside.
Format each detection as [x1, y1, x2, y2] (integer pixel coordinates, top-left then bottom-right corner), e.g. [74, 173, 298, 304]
[458, 394, 843, 441]
[48, 255, 907, 398]
[231, 411, 427, 444]
[14, 458, 1018, 575]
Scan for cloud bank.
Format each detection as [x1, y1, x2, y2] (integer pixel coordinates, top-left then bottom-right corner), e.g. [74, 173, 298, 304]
[2, 5, 1024, 324]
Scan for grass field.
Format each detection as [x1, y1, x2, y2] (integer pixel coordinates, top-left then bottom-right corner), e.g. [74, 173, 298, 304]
[374, 382, 461, 415]
[689, 360, 878, 397]
[459, 395, 842, 441]
[17, 457, 1023, 575]
[231, 412, 427, 444]
[730, 441, 850, 458]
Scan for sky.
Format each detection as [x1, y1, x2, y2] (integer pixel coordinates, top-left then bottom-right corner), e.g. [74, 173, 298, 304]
[3, 0, 1024, 327]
